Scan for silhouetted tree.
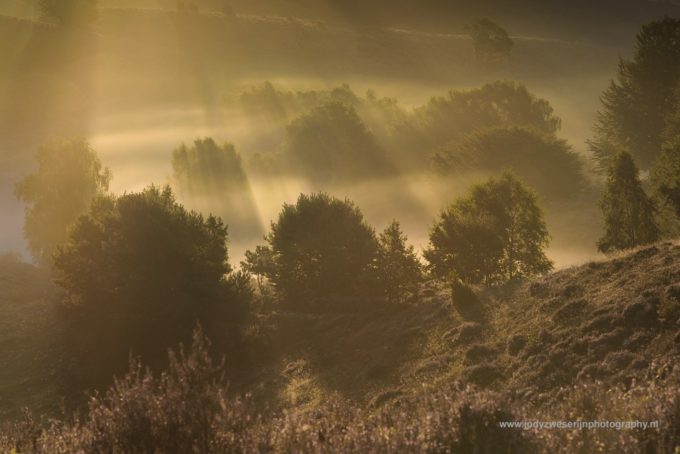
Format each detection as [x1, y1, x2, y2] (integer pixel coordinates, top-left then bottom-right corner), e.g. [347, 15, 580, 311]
[465, 18, 513, 68]
[433, 126, 584, 200]
[284, 102, 392, 185]
[589, 17, 680, 171]
[39, 0, 97, 26]
[14, 138, 111, 266]
[253, 193, 379, 309]
[425, 208, 504, 285]
[652, 138, 680, 218]
[376, 221, 423, 303]
[425, 173, 552, 284]
[597, 152, 659, 253]
[54, 185, 231, 309]
[53, 185, 244, 387]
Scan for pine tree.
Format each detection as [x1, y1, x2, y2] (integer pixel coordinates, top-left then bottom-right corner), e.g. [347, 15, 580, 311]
[597, 151, 659, 253]
[376, 221, 423, 303]
[651, 138, 680, 218]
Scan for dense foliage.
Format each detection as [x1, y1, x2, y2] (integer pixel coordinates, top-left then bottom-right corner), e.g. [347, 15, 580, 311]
[425, 173, 552, 284]
[433, 126, 584, 200]
[246, 193, 380, 309]
[284, 102, 393, 185]
[589, 17, 680, 171]
[652, 138, 680, 218]
[375, 221, 423, 303]
[598, 152, 659, 253]
[52, 185, 245, 379]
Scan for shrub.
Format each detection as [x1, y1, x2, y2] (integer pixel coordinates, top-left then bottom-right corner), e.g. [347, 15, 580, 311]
[451, 280, 483, 320]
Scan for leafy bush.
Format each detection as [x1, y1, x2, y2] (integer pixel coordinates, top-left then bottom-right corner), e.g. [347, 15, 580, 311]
[450, 280, 483, 320]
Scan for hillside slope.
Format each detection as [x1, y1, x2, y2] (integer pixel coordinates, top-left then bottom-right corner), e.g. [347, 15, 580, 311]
[2, 242, 679, 423]
[248, 241, 680, 411]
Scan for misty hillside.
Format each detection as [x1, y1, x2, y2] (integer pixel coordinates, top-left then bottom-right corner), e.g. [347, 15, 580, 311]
[249, 241, 680, 411]
[2, 241, 680, 421]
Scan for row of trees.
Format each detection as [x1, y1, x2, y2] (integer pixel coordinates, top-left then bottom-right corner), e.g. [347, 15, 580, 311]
[242, 173, 552, 309]
[15, 136, 554, 314]
[240, 80, 585, 202]
[590, 18, 680, 253]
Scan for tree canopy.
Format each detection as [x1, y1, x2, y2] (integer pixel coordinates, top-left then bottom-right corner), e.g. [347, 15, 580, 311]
[396, 81, 561, 160]
[247, 193, 379, 309]
[54, 185, 231, 312]
[432, 126, 584, 200]
[425, 173, 552, 284]
[284, 102, 393, 185]
[14, 138, 111, 266]
[589, 17, 680, 171]
[652, 137, 680, 219]
[598, 152, 659, 253]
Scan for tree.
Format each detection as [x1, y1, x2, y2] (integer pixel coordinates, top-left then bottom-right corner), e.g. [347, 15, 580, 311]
[598, 152, 660, 253]
[589, 17, 680, 171]
[395, 81, 561, 162]
[14, 138, 111, 266]
[171, 138, 261, 242]
[284, 102, 393, 185]
[54, 185, 231, 310]
[465, 18, 514, 68]
[241, 245, 275, 296]
[251, 193, 379, 309]
[376, 221, 423, 303]
[652, 137, 680, 218]
[425, 173, 552, 284]
[432, 126, 584, 200]
[172, 138, 249, 196]
[424, 209, 504, 285]
[39, 0, 97, 26]
[53, 185, 243, 386]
